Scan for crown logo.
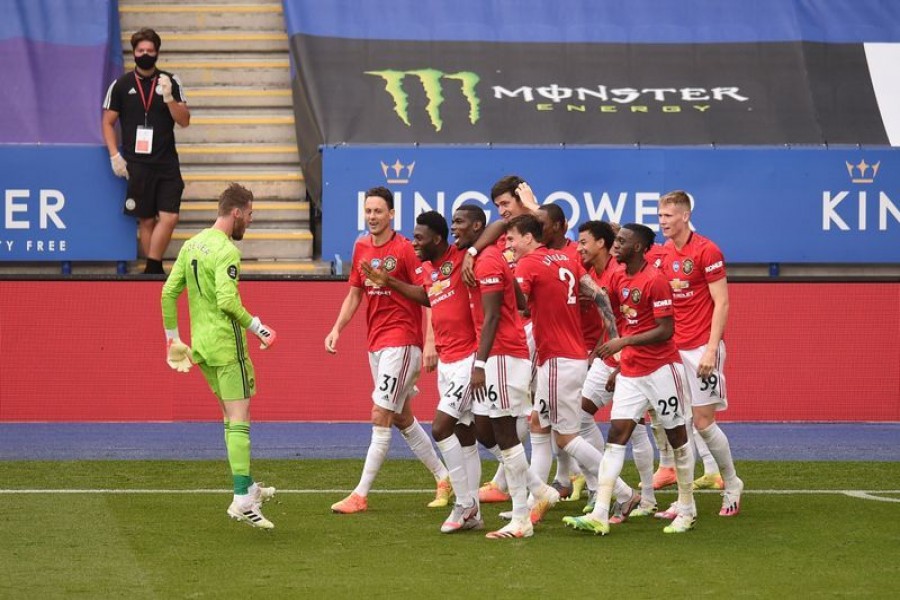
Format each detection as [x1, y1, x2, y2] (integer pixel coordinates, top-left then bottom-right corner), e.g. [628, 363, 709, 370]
[381, 159, 416, 185]
[845, 159, 881, 184]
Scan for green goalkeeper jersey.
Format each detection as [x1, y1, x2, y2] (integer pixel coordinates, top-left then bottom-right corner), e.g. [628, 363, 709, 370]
[161, 228, 253, 366]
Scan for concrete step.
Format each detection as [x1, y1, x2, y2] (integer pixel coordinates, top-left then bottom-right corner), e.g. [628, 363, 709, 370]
[166, 228, 313, 260]
[186, 87, 292, 108]
[176, 110, 296, 144]
[122, 31, 288, 53]
[179, 200, 309, 225]
[176, 143, 299, 165]
[124, 55, 290, 86]
[182, 166, 305, 200]
[120, 4, 285, 32]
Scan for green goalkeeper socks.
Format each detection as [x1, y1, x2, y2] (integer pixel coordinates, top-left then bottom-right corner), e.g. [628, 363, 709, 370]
[226, 421, 253, 495]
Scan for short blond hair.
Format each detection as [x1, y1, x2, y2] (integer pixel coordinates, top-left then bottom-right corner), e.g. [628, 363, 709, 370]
[659, 190, 691, 210]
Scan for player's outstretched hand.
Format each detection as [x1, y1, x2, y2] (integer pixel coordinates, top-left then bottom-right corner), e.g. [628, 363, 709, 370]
[166, 339, 193, 373]
[249, 316, 277, 350]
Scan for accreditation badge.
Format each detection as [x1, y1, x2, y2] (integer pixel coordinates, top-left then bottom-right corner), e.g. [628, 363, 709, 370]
[135, 125, 154, 154]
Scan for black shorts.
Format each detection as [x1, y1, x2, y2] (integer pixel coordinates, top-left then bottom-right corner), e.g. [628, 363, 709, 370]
[124, 162, 184, 218]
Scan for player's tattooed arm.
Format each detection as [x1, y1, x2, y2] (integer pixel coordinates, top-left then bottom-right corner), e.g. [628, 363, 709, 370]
[579, 274, 618, 339]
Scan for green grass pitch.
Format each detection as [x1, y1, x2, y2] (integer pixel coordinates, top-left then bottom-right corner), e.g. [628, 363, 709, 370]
[0, 460, 896, 598]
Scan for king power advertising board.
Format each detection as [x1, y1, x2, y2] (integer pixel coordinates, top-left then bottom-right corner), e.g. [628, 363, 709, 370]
[322, 147, 900, 264]
[0, 146, 134, 261]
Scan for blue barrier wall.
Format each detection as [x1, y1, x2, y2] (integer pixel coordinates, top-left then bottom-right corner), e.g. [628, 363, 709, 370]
[1, 0, 133, 261]
[322, 146, 900, 263]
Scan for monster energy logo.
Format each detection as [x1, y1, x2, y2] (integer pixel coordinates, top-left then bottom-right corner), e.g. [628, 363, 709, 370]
[365, 68, 480, 132]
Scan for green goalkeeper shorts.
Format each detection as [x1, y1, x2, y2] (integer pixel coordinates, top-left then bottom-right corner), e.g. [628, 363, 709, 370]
[199, 359, 257, 401]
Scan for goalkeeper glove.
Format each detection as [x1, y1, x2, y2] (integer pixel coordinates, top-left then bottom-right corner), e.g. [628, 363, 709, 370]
[248, 316, 277, 349]
[166, 338, 193, 373]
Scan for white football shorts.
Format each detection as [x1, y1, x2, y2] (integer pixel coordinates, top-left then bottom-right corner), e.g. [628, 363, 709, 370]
[368, 345, 422, 412]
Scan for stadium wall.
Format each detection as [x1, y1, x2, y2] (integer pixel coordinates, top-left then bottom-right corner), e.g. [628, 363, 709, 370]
[0, 281, 896, 422]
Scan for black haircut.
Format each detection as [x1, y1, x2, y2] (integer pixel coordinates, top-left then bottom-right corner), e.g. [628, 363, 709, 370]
[365, 186, 394, 210]
[490, 175, 525, 202]
[578, 220, 616, 251]
[538, 203, 566, 226]
[507, 214, 543, 242]
[455, 204, 487, 227]
[415, 210, 449, 242]
[623, 223, 656, 251]
[131, 28, 162, 51]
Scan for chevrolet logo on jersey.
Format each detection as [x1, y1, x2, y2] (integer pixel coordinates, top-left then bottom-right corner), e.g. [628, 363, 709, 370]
[670, 278, 689, 291]
[428, 279, 451, 296]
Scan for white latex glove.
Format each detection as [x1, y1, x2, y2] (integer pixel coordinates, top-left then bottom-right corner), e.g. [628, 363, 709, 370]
[110, 153, 128, 179]
[157, 73, 174, 103]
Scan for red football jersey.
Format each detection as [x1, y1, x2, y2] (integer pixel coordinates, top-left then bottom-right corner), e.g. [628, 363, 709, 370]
[348, 233, 424, 352]
[659, 233, 727, 349]
[419, 245, 478, 363]
[591, 255, 625, 368]
[470, 245, 529, 359]
[609, 262, 681, 377]
[515, 246, 587, 364]
[559, 239, 603, 352]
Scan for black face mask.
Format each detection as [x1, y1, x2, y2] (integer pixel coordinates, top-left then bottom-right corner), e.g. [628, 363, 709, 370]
[134, 53, 158, 70]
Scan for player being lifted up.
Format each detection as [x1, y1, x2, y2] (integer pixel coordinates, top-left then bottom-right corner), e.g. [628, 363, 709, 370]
[460, 176, 541, 505]
[564, 224, 697, 536]
[361, 210, 483, 534]
[507, 214, 638, 525]
[161, 183, 278, 529]
[326, 187, 450, 515]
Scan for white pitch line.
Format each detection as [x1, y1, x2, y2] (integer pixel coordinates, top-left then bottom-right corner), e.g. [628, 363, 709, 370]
[1, 488, 899, 499]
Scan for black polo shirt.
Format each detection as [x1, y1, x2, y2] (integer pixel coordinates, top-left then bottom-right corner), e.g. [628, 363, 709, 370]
[103, 69, 187, 166]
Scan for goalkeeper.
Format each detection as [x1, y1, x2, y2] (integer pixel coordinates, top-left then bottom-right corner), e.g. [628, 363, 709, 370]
[161, 183, 278, 529]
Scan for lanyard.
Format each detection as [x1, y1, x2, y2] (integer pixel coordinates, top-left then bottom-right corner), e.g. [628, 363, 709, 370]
[134, 71, 158, 126]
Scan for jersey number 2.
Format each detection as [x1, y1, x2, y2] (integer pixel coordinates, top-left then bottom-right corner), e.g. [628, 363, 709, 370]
[558, 268, 577, 304]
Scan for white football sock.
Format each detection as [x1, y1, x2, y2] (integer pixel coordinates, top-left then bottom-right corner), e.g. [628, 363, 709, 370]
[673, 441, 697, 514]
[552, 430, 575, 484]
[487, 446, 508, 492]
[401, 418, 449, 481]
[528, 432, 552, 485]
[697, 423, 738, 487]
[651, 417, 675, 468]
[354, 425, 392, 497]
[462, 444, 482, 510]
[579, 414, 606, 452]
[501, 444, 530, 520]
[691, 424, 717, 475]
[630, 423, 656, 504]
[589, 443, 626, 523]
[436, 435, 470, 506]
